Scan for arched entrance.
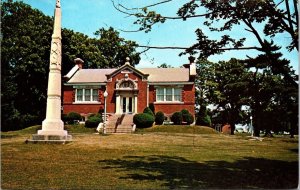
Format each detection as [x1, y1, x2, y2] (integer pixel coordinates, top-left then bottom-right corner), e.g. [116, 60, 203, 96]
[115, 77, 138, 114]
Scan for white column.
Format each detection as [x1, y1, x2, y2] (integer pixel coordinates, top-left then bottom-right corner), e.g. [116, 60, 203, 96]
[134, 95, 138, 114]
[147, 84, 149, 107]
[116, 95, 121, 114]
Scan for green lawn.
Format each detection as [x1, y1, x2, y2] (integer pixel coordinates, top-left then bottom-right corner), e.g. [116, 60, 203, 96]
[1, 125, 298, 189]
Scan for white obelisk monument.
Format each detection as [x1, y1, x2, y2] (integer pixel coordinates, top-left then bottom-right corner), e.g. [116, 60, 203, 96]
[33, 0, 71, 141]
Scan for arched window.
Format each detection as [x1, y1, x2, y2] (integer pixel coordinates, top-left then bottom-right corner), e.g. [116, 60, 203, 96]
[119, 81, 134, 89]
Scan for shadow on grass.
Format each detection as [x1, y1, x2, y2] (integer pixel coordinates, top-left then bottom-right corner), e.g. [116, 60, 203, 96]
[99, 155, 298, 189]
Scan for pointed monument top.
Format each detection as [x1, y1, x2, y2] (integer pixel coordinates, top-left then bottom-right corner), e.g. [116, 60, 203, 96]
[56, 0, 61, 8]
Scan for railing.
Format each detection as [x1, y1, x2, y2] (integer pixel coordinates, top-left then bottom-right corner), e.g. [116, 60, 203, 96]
[115, 114, 125, 133]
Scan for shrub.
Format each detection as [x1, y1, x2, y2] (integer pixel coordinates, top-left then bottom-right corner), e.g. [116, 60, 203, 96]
[133, 113, 154, 128]
[171, 112, 183, 125]
[183, 113, 194, 125]
[143, 107, 155, 117]
[196, 105, 212, 127]
[85, 116, 102, 128]
[149, 103, 155, 114]
[88, 113, 101, 119]
[67, 112, 82, 124]
[196, 115, 212, 127]
[181, 109, 190, 115]
[155, 111, 165, 125]
[180, 109, 194, 125]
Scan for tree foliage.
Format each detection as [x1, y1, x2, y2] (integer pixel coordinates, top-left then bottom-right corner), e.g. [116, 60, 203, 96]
[115, 0, 298, 86]
[1, 1, 140, 131]
[116, 0, 298, 136]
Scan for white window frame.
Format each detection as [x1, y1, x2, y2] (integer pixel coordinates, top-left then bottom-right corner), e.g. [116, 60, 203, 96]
[75, 88, 99, 102]
[156, 87, 182, 102]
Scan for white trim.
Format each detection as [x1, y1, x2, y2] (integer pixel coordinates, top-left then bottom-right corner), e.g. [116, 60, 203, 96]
[154, 102, 184, 105]
[73, 102, 101, 104]
[149, 82, 193, 85]
[64, 65, 79, 79]
[64, 83, 106, 86]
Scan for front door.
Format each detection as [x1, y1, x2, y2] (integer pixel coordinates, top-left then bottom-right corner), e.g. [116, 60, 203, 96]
[122, 97, 133, 113]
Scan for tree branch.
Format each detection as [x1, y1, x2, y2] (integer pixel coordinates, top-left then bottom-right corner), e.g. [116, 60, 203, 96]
[112, 0, 212, 20]
[119, 0, 173, 10]
[136, 45, 261, 51]
[284, 0, 295, 33]
[242, 19, 265, 48]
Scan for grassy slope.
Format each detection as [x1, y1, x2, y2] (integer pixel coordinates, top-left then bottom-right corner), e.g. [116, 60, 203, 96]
[1, 126, 298, 189]
[136, 125, 218, 134]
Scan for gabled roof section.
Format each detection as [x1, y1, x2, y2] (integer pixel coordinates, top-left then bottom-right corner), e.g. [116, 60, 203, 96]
[106, 59, 149, 80]
[66, 69, 116, 84]
[139, 68, 190, 82]
[64, 65, 80, 80]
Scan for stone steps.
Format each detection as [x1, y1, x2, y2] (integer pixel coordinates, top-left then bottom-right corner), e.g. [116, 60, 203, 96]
[105, 114, 134, 134]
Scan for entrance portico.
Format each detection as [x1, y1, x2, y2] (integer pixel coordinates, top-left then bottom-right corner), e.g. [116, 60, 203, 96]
[115, 75, 138, 114]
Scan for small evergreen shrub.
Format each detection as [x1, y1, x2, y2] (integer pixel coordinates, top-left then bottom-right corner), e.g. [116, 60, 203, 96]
[133, 113, 154, 128]
[181, 109, 194, 125]
[155, 111, 165, 125]
[183, 113, 194, 125]
[85, 116, 102, 128]
[171, 112, 183, 125]
[196, 115, 212, 127]
[149, 103, 155, 114]
[196, 105, 212, 126]
[143, 107, 155, 117]
[67, 112, 82, 124]
[88, 113, 101, 119]
[181, 109, 190, 115]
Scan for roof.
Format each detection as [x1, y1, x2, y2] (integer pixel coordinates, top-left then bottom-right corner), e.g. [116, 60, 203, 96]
[66, 67, 190, 84]
[67, 69, 116, 84]
[140, 68, 190, 82]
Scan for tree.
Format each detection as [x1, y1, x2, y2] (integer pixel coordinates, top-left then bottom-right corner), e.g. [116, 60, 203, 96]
[115, 0, 298, 136]
[157, 63, 173, 68]
[114, 0, 298, 87]
[1, 1, 140, 131]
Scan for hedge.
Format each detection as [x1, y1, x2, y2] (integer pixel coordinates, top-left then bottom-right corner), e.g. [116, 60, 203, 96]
[67, 112, 82, 124]
[133, 113, 154, 128]
[85, 116, 102, 128]
[171, 112, 183, 125]
[143, 107, 155, 117]
[155, 111, 165, 125]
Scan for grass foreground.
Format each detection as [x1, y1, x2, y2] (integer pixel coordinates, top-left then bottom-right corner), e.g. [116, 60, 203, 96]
[1, 125, 299, 189]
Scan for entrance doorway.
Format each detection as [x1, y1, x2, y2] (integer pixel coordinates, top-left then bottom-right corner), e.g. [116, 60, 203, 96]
[122, 96, 133, 113]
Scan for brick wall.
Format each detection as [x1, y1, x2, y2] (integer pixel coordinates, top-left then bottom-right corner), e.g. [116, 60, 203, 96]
[148, 84, 195, 116]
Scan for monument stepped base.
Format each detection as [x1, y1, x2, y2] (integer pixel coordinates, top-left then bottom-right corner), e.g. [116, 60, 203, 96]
[26, 134, 72, 144]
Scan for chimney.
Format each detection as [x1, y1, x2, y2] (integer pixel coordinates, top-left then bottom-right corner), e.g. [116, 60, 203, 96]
[188, 56, 196, 64]
[74, 58, 84, 69]
[188, 56, 196, 77]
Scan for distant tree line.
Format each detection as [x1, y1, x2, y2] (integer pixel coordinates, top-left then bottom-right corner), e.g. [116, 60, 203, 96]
[195, 58, 298, 137]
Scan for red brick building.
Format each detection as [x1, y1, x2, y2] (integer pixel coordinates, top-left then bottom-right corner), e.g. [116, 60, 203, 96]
[63, 57, 196, 119]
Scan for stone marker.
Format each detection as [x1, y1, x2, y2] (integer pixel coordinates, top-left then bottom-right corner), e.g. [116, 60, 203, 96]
[28, 0, 71, 143]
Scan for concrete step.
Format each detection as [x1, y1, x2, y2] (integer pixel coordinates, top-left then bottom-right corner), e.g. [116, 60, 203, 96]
[105, 114, 135, 134]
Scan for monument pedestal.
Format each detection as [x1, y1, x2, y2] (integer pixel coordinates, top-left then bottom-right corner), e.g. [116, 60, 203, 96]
[27, 120, 72, 144]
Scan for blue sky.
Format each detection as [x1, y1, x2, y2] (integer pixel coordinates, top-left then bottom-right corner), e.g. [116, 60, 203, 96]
[20, 0, 298, 73]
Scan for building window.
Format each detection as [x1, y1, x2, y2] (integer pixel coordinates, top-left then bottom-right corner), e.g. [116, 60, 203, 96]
[75, 88, 99, 102]
[156, 87, 182, 102]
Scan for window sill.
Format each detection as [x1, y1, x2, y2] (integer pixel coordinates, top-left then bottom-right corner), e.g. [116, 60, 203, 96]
[154, 102, 184, 105]
[73, 102, 101, 104]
